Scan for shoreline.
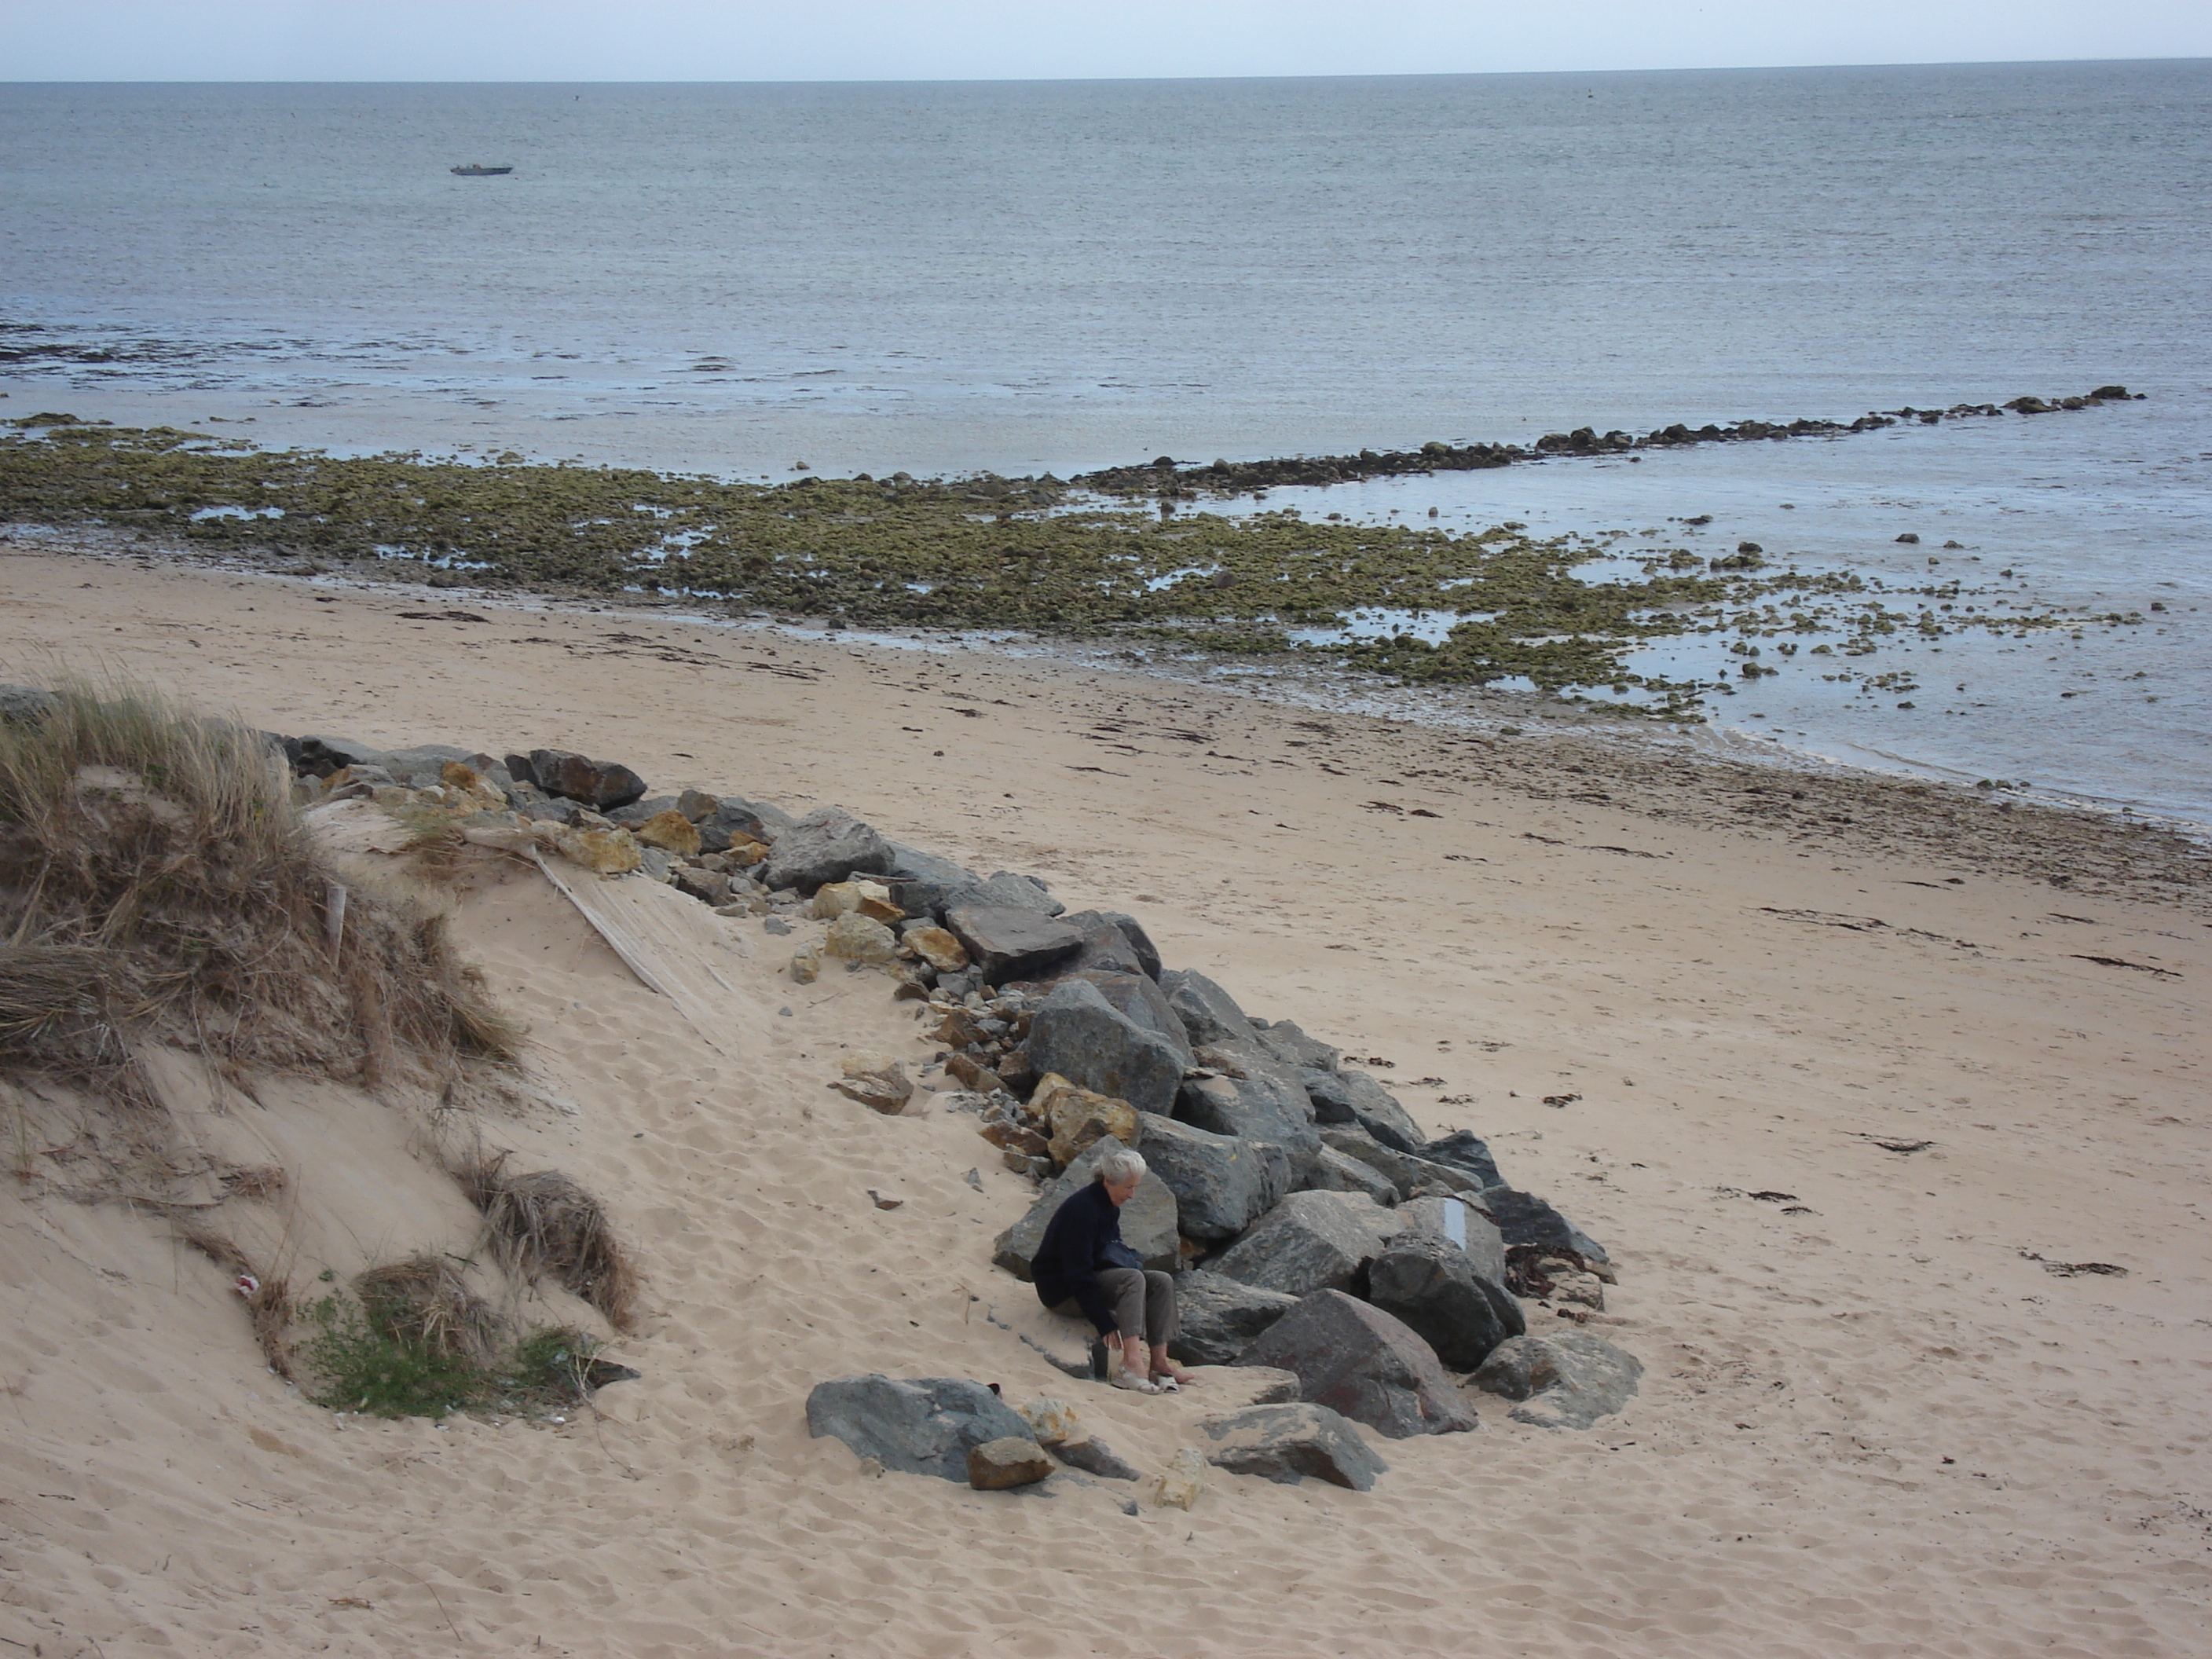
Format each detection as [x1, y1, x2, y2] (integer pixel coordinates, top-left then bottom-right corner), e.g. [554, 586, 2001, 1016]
[7, 533, 2207, 914]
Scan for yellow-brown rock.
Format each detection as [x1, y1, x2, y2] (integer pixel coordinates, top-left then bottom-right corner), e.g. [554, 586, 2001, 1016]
[439, 760, 509, 811]
[632, 808, 702, 857]
[833, 1052, 914, 1114]
[555, 826, 644, 875]
[1034, 1073, 1142, 1169]
[905, 925, 969, 973]
[1152, 1447, 1207, 1511]
[725, 834, 771, 867]
[823, 911, 899, 965]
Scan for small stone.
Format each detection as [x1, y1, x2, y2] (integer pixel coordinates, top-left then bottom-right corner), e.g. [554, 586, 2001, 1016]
[555, 826, 643, 875]
[867, 1189, 904, 1210]
[789, 945, 822, 983]
[1017, 1397, 1086, 1446]
[1032, 1073, 1142, 1169]
[1151, 1447, 1207, 1511]
[632, 808, 703, 857]
[823, 911, 899, 965]
[1054, 1437, 1141, 1481]
[833, 1052, 914, 1114]
[968, 1437, 1054, 1490]
[905, 925, 970, 974]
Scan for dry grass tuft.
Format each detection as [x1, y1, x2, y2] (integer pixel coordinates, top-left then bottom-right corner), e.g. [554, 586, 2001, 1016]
[459, 1154, 640, 1332]
[178, 1227, 297, 1379]
[355, 1253, 504, 1364]
[0, 678, 522, 1092]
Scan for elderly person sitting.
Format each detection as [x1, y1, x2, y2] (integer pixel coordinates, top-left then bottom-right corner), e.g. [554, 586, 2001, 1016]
[1030, 1148, 1198, 1394]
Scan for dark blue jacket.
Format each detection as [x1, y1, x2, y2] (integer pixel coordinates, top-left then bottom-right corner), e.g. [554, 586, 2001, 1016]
[1031, 1181, 1141, 1336]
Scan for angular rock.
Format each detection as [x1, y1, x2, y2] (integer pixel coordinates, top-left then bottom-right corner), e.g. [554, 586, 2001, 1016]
[606, 794, 681, 826]
[1016, 1397, 1086, 1446]
[1209, 1191, 1395, 1299]
[992, 1135, 1179, 1280]
[881, 843, 983, 921]
[1137, 1116, 1291, 1242]
[1020, 979, 1184, 1117]
[947, 870, 1064, 917]
[672, 866, 731, 906]
[1253, 1020, 1339, 1072]
[1200, 1402, 1388, 1491]
[0, 683, 58, 726]
[1482, 1188, 1612, 1269]
[697, 798, 777, 853]
[554, 825, 643, 875]
[1470, 1332, 1643, 1429]
[1032, 1074, 1142, 1169]
[1053, 1437, 1140, 1481]
[298, 734, 388, 775]
[833, 1053, 913, 1112]
[903, 925, 969, 974]
[529, 748, 649, 811]
[1052, 910, 1146, 977]
[1365, 1232, 1525, 1371]
[1302, 1068, 1425, 1153]
[812, 879, 897, 921]
[1166, 1271, 1300, 1367]
[1320, 1126, 1487, 1200]
[1177, 1053, 1320, 1158]
[1302, 1144, 1400, 1207]
[1235, 1290, 1479, 1438]
[823, 911, 899, 965]
[676, 788, 720, 822]
[761, 806, 895, 892]
[1393, 1195, 1507, 1286]
[968, 1436, 1054, 1489]
[789, 944, 821, 984]
[1160, 969, 1258, 1048]
[1037, 971, 1192, 1067]
[1419, 1130, 1504, 1190]
[943, 903, 1085, 985]
[806, 1374, 1034, 1482]
[630, 808, 702, 857]
[1151, 1447, 1207, 1511]
[1095, 911, 1162, 980]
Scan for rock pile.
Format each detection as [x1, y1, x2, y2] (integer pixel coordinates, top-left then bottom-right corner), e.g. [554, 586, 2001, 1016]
[262, 723, 1643, 1490]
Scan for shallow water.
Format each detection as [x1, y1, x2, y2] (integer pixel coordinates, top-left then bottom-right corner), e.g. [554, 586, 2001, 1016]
[3, 64, 2207, 819]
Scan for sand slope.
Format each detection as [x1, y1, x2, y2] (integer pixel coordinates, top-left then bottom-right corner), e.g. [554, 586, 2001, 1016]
[2, 544, 2208, 1657]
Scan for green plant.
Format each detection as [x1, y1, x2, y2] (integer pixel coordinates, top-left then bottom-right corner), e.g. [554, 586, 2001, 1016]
[298, 1292, 485, 1419]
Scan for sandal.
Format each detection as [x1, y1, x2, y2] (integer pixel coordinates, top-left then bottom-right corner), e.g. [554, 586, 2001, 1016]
[1152, 1375, 1181, 1393]
[1111, 1372, 1159, 1394]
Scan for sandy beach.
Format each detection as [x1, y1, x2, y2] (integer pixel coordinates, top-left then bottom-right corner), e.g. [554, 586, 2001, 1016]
[2, 537, 2208, 1658]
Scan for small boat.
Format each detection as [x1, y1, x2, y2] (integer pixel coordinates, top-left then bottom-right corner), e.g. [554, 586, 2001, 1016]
[449, 163, 513, 177]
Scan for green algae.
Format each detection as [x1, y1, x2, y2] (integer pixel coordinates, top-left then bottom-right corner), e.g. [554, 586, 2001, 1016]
[0, 419, 2115, 714]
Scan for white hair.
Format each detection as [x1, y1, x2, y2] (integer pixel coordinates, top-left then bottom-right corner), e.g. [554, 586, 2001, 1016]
[1094, 1148, 1147, 1186]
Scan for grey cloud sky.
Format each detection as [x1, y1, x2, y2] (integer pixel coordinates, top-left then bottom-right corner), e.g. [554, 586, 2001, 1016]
[5, 0, 2208, 81]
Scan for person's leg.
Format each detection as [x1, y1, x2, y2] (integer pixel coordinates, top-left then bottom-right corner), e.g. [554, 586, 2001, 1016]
[1097, 1269, 1150, 1380]
[1142, 1271, 1196, 1383]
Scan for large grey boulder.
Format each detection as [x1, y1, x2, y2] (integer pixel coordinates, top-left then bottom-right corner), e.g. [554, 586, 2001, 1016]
[1252, 1020, 1339, 1071]
[1320, 1126, 1487, 1200]
[380, 743, 474, 781]
[882, 843, 982, 919]
[947, 870, 1064, 916]
[606, 794, 682, 826]
[0, 683, 60, 726]
[945, 903, 1086, 983]
[298, 734, 387, 775]
[762, 806, 895, 892]
[1393, 1195, 1507, 1286]
[1178, 1050, 1320, 1159]
[1200, 1402, 1388, 1491]
[1160, 969, 1258, 1048]
[1483, 1188, 1612, 1269]
[1044, 972, 1192, 1066]
[1301, 1145, 1399, 1207]
[992, 1136, 1180, 1282]
[1364, 1232, 1525, 1371]
[697, 797, 779, 852]
[1167, 1271, 1302, 1366]
[1302, 1068, 1425, 1153]
[1470, 1332, 1643, 1429]
[805, 1375, 1035, 1481]
[528, 747, 650, 811]
[1137, 1115, 1291, 1241]
[1235, 1290, 1480, 1439]
[1050, 911, 1148, 978]
[1094, 911, 1162, 980]
[1419, 1130, 1504, 1190]
[1209, 1191, 1397, 1299]
[1021, 980, 1185, 1116]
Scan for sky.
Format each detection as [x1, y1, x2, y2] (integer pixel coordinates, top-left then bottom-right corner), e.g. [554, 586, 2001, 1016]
[3, 0, 2208, 81]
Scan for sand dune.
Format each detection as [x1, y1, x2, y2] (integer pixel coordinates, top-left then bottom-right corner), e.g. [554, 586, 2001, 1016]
[2, 542, 2207, 1657]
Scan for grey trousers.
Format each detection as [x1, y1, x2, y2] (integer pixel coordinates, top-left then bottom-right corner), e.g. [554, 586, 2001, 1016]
[1081, 1268, 1178, 1346]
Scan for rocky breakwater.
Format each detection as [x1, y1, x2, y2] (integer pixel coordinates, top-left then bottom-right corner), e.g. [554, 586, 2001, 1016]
[267, 723, 1643, 1496]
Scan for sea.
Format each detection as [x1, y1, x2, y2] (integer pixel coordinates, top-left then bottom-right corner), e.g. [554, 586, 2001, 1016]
[3, 63, 2208, 824]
